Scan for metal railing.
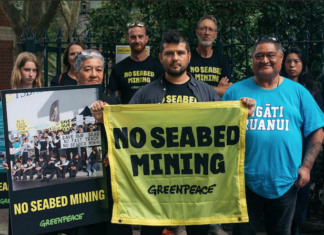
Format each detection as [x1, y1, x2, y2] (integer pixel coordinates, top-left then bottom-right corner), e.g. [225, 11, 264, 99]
[18, 26, 324, 97]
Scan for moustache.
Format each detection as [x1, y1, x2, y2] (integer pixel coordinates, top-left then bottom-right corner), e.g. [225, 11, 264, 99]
[170, 63, 181, 67]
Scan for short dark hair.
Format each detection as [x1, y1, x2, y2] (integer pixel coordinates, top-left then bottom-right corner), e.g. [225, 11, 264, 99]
[39, 156, 44, 159]
[16, 160, 21, 164]
[160, 29, 190, 54]
[27, 158, 32, 162]
[61, 154, 67, 158]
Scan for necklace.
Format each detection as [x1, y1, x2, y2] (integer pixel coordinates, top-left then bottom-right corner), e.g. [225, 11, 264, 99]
[254, 76, 281, 88]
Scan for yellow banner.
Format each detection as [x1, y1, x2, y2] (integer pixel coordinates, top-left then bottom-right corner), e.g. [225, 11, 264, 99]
[59, 119, 71, 132]
[104, 101, 248, 225]
[15, 119, 28, 135]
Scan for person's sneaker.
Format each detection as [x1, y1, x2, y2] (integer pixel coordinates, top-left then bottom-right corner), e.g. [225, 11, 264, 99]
[92, 172, 97, 177]
[46, 178, 50, 182]
[208, 225, 229, 235]
[88, 172, 93, 177]
[41, 178, 46, 182]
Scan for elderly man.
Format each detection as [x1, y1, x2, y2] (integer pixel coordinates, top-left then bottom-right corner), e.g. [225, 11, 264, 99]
[108, 21, 164, 104]
[91, 29, 256, 235]
[188, 15, 232, 97]
[223, 36, 324, 235]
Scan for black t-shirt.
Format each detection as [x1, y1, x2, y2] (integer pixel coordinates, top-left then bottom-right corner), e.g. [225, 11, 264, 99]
[50, 72, 78, 87]
[162, 78, 197, 104]
[108, 56, 165, 104]
[188, 49, 232, 87]
[101, 93, 120, 105]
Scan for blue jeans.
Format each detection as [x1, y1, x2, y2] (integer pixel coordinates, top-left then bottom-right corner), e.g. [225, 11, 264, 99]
[232, 185, 297, 235]
[87, 162, 99, 171]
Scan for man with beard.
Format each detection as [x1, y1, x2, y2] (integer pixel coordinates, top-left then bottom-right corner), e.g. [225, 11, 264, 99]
[90, 29, 256, 235]
[108, 21, 164, 104]
[188, 15, 232, 97]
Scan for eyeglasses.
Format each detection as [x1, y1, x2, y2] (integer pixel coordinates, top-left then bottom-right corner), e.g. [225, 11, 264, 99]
[127, 22, 145, 27]
[198, 27, 217, 33]
[255, 35, 280, 43]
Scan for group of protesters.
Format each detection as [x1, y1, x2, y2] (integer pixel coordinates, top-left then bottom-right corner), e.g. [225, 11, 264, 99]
[2, 14, 324, 235]
[9, 124, 102, 182]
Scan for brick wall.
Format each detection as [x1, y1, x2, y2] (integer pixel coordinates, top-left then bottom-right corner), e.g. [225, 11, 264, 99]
[0, 6, 14, 91]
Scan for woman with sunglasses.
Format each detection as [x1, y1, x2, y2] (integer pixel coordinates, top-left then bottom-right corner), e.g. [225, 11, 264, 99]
[282, 47, 324, 235]
[50, 41, 86, 87]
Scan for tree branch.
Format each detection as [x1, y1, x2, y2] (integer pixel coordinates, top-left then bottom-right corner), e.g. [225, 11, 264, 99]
[60, 1, 71, 26]
[37, 1, 60, 32]
[0, 2, 27, 39]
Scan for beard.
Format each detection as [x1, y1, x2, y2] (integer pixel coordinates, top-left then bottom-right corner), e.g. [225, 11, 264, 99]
[164, 63, 188, 77]
[197, 34, 217, 47]
[130, 43, 146, 54]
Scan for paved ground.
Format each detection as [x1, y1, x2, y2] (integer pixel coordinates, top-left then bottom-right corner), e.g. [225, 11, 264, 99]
[0, 209, 322, 235]
[0, 209, 8, 235]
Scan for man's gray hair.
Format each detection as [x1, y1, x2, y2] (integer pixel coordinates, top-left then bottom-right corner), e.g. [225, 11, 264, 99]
[74, 49, 104, 73]
[197, 15, 218, 30]
[251, 37, 284, 56]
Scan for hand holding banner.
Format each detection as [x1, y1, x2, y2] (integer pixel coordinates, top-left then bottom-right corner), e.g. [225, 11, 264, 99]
[104, 101, 249, 225]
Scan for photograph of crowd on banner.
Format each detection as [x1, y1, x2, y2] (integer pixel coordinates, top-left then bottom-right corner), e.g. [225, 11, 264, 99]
[5, 87, 104, 191]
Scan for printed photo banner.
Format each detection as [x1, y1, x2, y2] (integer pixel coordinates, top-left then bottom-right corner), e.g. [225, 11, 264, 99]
[104, 101, 249, 226]
[2, 85, 109, 235]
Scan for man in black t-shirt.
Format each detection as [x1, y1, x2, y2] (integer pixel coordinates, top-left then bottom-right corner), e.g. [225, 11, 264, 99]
[108, 22, 164, 104]
[91, 29, 256, 235]
[188, 15, 233, 97]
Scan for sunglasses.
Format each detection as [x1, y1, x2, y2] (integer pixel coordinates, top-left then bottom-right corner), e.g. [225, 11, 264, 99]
[127, 22, 145, 27]
[255, 35, 280, 43]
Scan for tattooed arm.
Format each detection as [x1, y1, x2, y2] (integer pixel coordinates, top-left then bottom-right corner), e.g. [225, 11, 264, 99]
[295, 128, 324, 188]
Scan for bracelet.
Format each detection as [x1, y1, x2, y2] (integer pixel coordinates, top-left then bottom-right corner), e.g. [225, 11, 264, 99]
[90, 110, 103, 114]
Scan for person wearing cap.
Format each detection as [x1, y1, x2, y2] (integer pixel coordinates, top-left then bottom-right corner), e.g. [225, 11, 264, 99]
[108, 21, 164, 104]
[223, 35, 324, 235]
